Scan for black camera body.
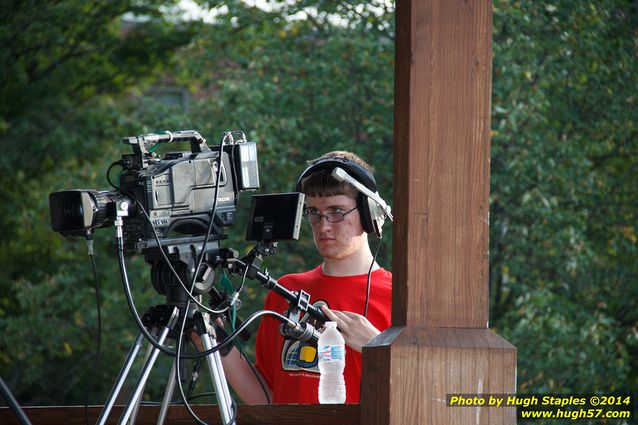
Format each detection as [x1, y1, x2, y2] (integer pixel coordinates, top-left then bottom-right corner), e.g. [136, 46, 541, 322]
[49, 130, 259, 250]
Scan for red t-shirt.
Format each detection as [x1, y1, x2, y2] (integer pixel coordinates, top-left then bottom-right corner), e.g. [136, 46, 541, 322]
[254, 266, 392, 404]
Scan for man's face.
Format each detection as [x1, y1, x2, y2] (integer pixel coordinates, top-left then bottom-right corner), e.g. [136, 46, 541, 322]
[305, 194, 367, 261]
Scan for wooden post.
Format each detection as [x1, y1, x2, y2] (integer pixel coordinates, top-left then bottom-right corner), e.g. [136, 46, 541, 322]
[361, 1, 517, 424]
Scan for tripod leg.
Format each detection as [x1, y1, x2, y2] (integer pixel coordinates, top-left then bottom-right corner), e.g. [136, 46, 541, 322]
[0, 377, 32, 425]
[127, 333, 159, 425]
[201, 333, 234, 425]
[96, 332, 145, 425]
[117, 325, 171, 425]
[156, 357, 178, 425]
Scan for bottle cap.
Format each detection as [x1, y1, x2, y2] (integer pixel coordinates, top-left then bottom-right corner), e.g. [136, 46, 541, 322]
[324, 321, 337, 328]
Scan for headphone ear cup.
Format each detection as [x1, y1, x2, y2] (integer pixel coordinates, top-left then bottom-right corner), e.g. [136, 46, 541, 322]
[361, 193, 387, 237]
[358, 193, 374, 234]
[370, 197, 386, 237]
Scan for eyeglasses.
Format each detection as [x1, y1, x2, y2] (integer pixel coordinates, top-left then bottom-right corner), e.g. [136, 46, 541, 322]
[303, 206, 358, 224]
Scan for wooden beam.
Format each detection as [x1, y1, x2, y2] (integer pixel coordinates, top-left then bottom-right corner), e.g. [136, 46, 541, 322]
[361, 1, 517, 423]
[394, 0, 492, 329]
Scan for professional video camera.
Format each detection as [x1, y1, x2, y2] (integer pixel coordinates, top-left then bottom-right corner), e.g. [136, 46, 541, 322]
[49, 130, 259, 251]
[46, 129, 325, 424]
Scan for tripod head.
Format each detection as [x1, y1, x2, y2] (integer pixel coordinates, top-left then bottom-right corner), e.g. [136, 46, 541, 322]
[136, 237, 237, 342]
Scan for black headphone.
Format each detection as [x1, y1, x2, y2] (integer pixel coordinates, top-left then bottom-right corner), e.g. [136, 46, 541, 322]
[296, 158, 387, 237]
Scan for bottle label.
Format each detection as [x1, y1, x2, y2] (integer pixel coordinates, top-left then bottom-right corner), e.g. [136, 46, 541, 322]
[318, 345, 345, 362]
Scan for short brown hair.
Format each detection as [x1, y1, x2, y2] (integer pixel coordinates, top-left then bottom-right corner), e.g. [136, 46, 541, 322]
[298, 151, 374, 198]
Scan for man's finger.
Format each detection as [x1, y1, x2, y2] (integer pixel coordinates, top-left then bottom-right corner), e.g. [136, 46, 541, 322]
[321, 305, 339, 322]
[332, 310, 353, 326]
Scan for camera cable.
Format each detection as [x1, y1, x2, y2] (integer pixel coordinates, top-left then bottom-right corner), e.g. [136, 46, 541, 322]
[106, 160, 230, 316]
[174, 298, 238, 425]
[106, 161, 122, 190]
[186, 131, 231, 297]
[236, 338, 272, 404]
[169, 131, 234, 424]
[83, 233, 102, 425]
[363, 235, 383, 318]
[116, 234, 297, 358]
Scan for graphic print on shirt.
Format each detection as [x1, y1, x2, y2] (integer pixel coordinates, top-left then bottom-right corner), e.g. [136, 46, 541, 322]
[280, 300, 327, 373]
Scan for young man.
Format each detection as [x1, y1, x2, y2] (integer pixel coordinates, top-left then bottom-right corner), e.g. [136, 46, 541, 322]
[220, 151, 392, 404]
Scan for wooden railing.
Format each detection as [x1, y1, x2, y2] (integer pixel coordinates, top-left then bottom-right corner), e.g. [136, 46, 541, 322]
[0, 404, 361, 425]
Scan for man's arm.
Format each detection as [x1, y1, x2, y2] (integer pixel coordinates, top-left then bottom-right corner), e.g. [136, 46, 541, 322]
[190, 330, 272, 404]
[220, 346, 272, 404]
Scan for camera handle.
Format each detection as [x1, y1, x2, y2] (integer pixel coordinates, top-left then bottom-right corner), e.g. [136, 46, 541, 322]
[123, 130, 210, 156]
[227, 240, 329, 329]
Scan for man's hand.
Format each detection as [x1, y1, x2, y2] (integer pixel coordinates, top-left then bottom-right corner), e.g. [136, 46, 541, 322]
[190, 330, 204, 351]
[190, 316, 223, 352]
[321, 305, 380, 352]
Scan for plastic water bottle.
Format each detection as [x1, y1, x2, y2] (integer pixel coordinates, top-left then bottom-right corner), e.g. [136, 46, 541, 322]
[317, 321, 346, 404]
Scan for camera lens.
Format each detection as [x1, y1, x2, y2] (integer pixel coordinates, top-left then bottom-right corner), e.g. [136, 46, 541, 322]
[50, 189, 128, 235]
[63, 196, 87, 226]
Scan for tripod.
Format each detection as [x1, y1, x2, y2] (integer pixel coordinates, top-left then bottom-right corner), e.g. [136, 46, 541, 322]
[95, 302, 234, 425]
[97, 222, 236, 425]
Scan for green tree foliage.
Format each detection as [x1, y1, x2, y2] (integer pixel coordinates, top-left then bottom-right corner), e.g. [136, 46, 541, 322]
[490, 0, 638, 400]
